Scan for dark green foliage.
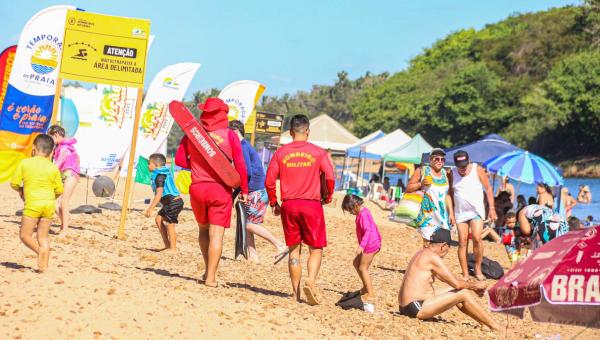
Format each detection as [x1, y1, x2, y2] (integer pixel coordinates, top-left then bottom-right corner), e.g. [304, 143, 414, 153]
[514, 51, 600, 158]
[168, 3, 600, 161]
[351, 4, 599, 160]
[259, 71, 389, 129]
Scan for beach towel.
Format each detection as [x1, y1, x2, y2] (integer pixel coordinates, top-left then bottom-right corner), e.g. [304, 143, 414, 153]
[393, 193, 423, 227]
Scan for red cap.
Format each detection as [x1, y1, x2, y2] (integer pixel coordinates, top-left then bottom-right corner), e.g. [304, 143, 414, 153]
[198, 98, 229, 131]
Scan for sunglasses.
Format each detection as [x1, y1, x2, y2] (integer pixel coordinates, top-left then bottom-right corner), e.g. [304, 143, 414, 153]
[431, 157, 445, 162]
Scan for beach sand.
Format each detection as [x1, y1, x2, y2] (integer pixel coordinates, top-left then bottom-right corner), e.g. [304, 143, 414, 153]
[1, 180, 598, 339]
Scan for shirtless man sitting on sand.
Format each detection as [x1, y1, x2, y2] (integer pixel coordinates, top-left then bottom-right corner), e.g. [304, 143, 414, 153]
[398, 228, 500, 331]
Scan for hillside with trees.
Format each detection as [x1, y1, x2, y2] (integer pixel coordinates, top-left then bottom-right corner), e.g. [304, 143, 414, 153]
[170, 1, 599, 163]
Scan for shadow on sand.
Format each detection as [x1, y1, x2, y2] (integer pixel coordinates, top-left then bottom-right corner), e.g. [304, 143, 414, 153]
[225, 282, 290, 298]
[375, 265, 406, 274]
[0, 261, 34, 271]
[70, 225, 115, 239]
[136, 266, 199, 283]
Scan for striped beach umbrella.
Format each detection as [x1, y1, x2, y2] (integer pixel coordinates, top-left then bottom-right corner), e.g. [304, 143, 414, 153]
[483, 151, 563, 186]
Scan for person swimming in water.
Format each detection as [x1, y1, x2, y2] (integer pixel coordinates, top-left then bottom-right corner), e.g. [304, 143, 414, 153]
[577, 185, 592, 204]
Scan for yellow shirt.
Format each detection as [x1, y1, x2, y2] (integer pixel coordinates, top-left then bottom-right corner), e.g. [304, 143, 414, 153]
[10, 156, 63, 202]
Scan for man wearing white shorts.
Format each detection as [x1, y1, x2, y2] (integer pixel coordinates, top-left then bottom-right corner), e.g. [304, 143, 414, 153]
[449, 150, 496, 281]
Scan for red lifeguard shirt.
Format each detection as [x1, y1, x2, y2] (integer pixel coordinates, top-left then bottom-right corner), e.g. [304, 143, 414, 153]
[175, 129, 248, 195]
[265, 140, 334, 205]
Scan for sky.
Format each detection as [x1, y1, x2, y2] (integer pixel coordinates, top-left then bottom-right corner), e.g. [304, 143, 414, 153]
[0, 0, 578, 99]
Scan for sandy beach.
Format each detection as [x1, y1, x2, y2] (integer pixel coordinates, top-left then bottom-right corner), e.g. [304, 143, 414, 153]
[1, 180, 597, 339]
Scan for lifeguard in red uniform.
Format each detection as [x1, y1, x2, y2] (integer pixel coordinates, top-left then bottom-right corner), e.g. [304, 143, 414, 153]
[175, 98, 248, 287]
[265, 114, 334, 305]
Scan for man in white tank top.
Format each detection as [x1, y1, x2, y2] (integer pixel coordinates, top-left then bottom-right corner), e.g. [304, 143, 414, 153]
[448, 150, 497, 281]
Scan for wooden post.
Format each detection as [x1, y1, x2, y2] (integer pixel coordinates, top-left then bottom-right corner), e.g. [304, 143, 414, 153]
[50, 77, 63, 125]
[117, 87, 144, 239]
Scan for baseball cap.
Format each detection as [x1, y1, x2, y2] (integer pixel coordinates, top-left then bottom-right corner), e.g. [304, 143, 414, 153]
[453, 150, 469, 168]
[430, 228, 452, 244]
[430, 148, 446, 157]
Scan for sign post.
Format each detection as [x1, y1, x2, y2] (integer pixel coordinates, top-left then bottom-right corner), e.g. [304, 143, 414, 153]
[50, 78, 63, 125]
[58, 10, 150, 239]
[117, 86, 145, 238]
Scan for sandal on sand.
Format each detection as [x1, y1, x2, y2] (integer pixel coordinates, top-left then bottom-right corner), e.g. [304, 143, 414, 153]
[303, 282, 320, 306]
[273, 247, 290, 265]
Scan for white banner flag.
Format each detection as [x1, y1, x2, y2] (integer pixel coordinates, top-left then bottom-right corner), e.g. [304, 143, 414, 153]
[66, 85, 138, 176]
[0, 5, 74, 181]
[120, 62, 200, 175]
[218, 80, 265, 124]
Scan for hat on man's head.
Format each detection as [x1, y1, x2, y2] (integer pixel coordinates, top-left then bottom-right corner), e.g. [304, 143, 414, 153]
[430, 148, 446, 157]
[453, 150, 470, 168]
[430, 228, 452, 244]
[198, 98, 229, 131]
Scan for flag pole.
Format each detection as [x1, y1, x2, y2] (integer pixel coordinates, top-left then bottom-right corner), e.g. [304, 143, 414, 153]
[118, 87, 144, 239]
[50, 77, 63, 125]
[250, 114, 258, 147]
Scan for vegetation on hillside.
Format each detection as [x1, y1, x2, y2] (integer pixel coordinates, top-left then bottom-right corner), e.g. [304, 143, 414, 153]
[351, 1, 599, 160]
[170, 1, 600, 161]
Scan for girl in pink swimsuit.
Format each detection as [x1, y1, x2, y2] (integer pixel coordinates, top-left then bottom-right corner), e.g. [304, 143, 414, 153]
[342, 194, 382, 312]
[48, 125, 80, 233]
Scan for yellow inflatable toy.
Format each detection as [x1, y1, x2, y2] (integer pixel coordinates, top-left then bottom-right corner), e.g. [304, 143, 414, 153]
[175, 170, 192, 194]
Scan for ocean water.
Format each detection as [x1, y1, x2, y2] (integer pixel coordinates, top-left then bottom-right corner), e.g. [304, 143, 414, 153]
[500, 177, 600, 222]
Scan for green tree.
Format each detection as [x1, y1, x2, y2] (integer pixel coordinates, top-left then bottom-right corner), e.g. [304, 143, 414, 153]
[520, 51, 600, 157]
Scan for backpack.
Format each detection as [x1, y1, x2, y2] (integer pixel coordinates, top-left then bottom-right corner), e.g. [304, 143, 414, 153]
[335, 291, 364, 310]
[467, 253, 504, 279]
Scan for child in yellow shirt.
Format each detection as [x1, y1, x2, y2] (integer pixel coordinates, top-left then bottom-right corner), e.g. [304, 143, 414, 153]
[10, 134, 63, 272]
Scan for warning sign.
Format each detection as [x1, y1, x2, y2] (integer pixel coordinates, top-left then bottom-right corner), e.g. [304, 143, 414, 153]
[254, 112, 284, 135]
[59, 10, 150, 88]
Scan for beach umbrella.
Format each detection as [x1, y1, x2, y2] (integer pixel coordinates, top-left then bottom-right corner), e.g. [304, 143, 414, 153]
[422, 134, 521, 166]
[488, 227, 600, 328]
[483, 150, 563, 186]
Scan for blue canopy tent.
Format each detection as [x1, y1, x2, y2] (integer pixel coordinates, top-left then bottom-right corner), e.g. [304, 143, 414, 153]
[343, 130, 386, 190]
[421, 134, 522, 166]
[345, 130, 386, 159]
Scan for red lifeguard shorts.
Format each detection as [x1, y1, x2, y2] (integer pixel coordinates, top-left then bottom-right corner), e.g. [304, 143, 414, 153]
[280, 199, 327, 248]
[189, 182, 232, 228]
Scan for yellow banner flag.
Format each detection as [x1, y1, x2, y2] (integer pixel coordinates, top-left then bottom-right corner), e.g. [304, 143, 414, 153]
[245, 85, 266, 134]
[59, 10, 150, 88]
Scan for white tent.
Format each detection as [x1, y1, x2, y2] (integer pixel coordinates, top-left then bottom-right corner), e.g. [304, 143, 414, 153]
[363, 128, 411, 158]
[280, 114, 358, 152]
[350, 130, 384, 148]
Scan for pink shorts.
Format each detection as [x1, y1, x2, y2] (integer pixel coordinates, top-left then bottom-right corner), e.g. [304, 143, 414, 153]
[189, 182, 232, 228]
[281, 199, 327, 248]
